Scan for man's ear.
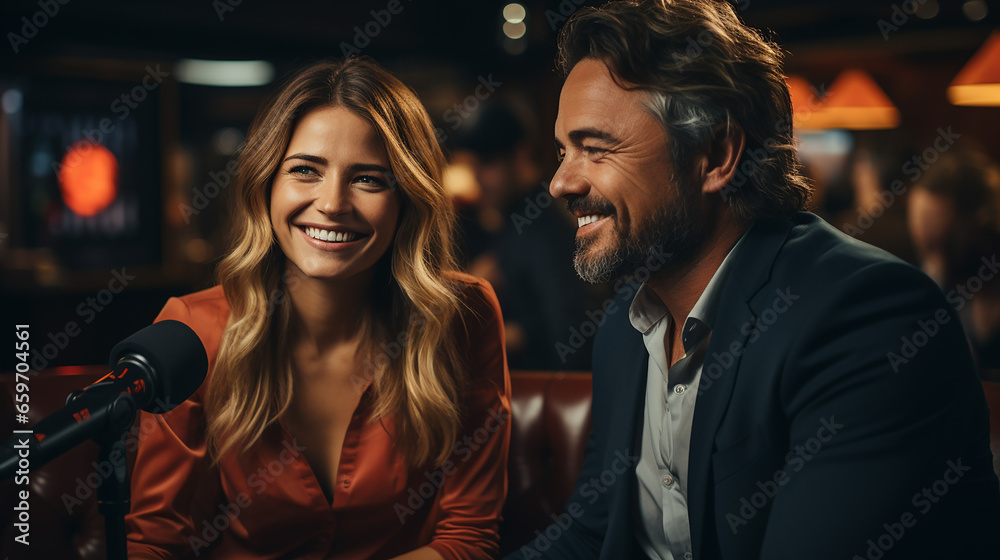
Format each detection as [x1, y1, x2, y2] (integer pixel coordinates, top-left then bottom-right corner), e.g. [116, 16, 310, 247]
[696, 122, 746, 195]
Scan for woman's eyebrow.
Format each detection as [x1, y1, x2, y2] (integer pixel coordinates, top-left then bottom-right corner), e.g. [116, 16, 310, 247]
[282, 153, 327, 165]
[347, 163, 392, 174]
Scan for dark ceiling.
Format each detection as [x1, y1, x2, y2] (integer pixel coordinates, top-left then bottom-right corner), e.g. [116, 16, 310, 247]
[1, 0, 996, 78]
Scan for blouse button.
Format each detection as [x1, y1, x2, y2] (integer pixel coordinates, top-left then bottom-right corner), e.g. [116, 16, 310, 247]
[341, 477, 351, 488]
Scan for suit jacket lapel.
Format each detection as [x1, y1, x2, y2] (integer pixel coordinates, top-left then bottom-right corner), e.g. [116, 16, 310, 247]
[687, 216, 795, 558]
[617, 322, 650, 476]
[627, 348, 649, 459]
[602, 301, 650, 556]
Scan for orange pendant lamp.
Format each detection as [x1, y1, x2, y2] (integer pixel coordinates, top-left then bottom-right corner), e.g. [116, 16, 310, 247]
[786, 75, 830, 130]
[948, 31, 1000, 107]
[815, 69, 900, 130]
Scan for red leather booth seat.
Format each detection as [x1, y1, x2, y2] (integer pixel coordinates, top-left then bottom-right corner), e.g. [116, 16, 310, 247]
[0, 368, 593, 560]
[501, 372, 592, 556]
[0, 368, 110, 560]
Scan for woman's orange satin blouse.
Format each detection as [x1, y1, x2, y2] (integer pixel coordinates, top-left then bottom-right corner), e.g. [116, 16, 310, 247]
[125, 275, 511, 559]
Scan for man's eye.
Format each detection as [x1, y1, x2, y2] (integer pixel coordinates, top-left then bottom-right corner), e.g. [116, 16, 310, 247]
[583, 146, 606, 155]
[556, 150, 566, 162]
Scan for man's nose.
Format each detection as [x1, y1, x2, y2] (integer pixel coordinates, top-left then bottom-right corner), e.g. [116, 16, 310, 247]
[549, 157, 589, 201]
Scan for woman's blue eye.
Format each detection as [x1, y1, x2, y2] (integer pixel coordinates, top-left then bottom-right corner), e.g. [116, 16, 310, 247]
[289, 165, 316, 176]
[355, 175, 387, 188]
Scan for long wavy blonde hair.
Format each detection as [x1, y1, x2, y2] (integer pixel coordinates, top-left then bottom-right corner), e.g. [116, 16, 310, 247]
[208, 58, 466, 468]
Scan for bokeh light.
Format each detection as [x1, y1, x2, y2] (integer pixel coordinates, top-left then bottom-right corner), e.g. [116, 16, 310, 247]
[58, 141, 119, 217]
[503, 21, 526, 40]
[503, 3, 526, 24]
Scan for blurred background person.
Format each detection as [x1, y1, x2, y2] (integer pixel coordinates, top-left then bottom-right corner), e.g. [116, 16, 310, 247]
[908, 146, 1000, 370]
[828, 135, 918, 265]
[451, 102, 598, 370]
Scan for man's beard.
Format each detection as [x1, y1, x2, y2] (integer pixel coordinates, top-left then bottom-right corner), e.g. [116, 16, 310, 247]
[571, 180, 706, 285]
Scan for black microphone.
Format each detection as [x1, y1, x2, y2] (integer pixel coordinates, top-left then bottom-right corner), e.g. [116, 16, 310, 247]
[1, 319, 208, 480]
[104, 319, 208, 415]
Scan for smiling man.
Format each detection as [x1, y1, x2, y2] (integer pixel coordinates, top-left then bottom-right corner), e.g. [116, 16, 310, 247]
[505, 1, 1000, 559]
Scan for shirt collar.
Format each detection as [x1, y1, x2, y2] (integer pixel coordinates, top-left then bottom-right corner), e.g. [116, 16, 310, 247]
[628, 230, 749, 351]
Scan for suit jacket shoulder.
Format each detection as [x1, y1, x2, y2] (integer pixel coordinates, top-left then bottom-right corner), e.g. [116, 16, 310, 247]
[771, 212, 935, 299]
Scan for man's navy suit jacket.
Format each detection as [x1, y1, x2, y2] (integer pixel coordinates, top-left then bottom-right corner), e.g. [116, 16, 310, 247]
[507, 212, 1000, 559]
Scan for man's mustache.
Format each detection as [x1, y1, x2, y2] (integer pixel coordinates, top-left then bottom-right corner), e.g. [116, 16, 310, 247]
[566, 195, 616, 217]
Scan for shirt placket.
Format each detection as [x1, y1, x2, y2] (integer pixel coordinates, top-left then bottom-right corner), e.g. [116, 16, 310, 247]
[658, 321, 707, 560]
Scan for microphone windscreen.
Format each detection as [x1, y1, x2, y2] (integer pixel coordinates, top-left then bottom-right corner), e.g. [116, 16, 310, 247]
[109, 320, 208, 413]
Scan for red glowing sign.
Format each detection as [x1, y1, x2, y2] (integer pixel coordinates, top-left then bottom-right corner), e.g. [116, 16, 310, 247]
[58, 141, 119, 217]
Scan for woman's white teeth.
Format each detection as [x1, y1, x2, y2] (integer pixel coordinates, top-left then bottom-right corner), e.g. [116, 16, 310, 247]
[304, 227, 360, 243]
[578, 214, 603, 228]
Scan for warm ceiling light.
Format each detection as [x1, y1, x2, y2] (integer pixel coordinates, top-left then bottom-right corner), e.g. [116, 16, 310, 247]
[948, 31, 1000, 107]
[175, 59, 274, 87]
[786, 75, 827, 130]
[503, 20, 526, 40]
[962, 0, 988, 21]
[59, 141, 119, 217]
[503, 3, 526, 24]
[442, 160, 479, 206]
[815, 69, 900, 130]
[503, 37, 528, 55]
[915, 0, 940, 19]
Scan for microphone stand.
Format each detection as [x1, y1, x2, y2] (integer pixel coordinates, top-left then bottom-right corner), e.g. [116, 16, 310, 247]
[2, 320, 207, 559]
[69, 381, 138, 560]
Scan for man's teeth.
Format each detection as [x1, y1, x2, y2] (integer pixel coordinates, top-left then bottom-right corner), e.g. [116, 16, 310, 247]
[304, 227, 361, 243]
[578, 214, 603, 228]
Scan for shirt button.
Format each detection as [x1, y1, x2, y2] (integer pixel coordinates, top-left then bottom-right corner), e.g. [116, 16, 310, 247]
[674, 384, 686, 394]
[662, 474, 674, 488]
[341, 477, 351, 488]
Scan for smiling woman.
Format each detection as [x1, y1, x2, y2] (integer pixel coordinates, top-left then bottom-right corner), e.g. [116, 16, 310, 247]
[269, 105, 402, 280]
[125, 58, 511, 560]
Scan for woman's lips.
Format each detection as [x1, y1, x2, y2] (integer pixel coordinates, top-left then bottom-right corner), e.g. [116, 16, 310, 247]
[296, 225, 367, 251]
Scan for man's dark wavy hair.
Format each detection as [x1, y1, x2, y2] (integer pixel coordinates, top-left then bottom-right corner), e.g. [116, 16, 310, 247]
[558, 0, 812, 225]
